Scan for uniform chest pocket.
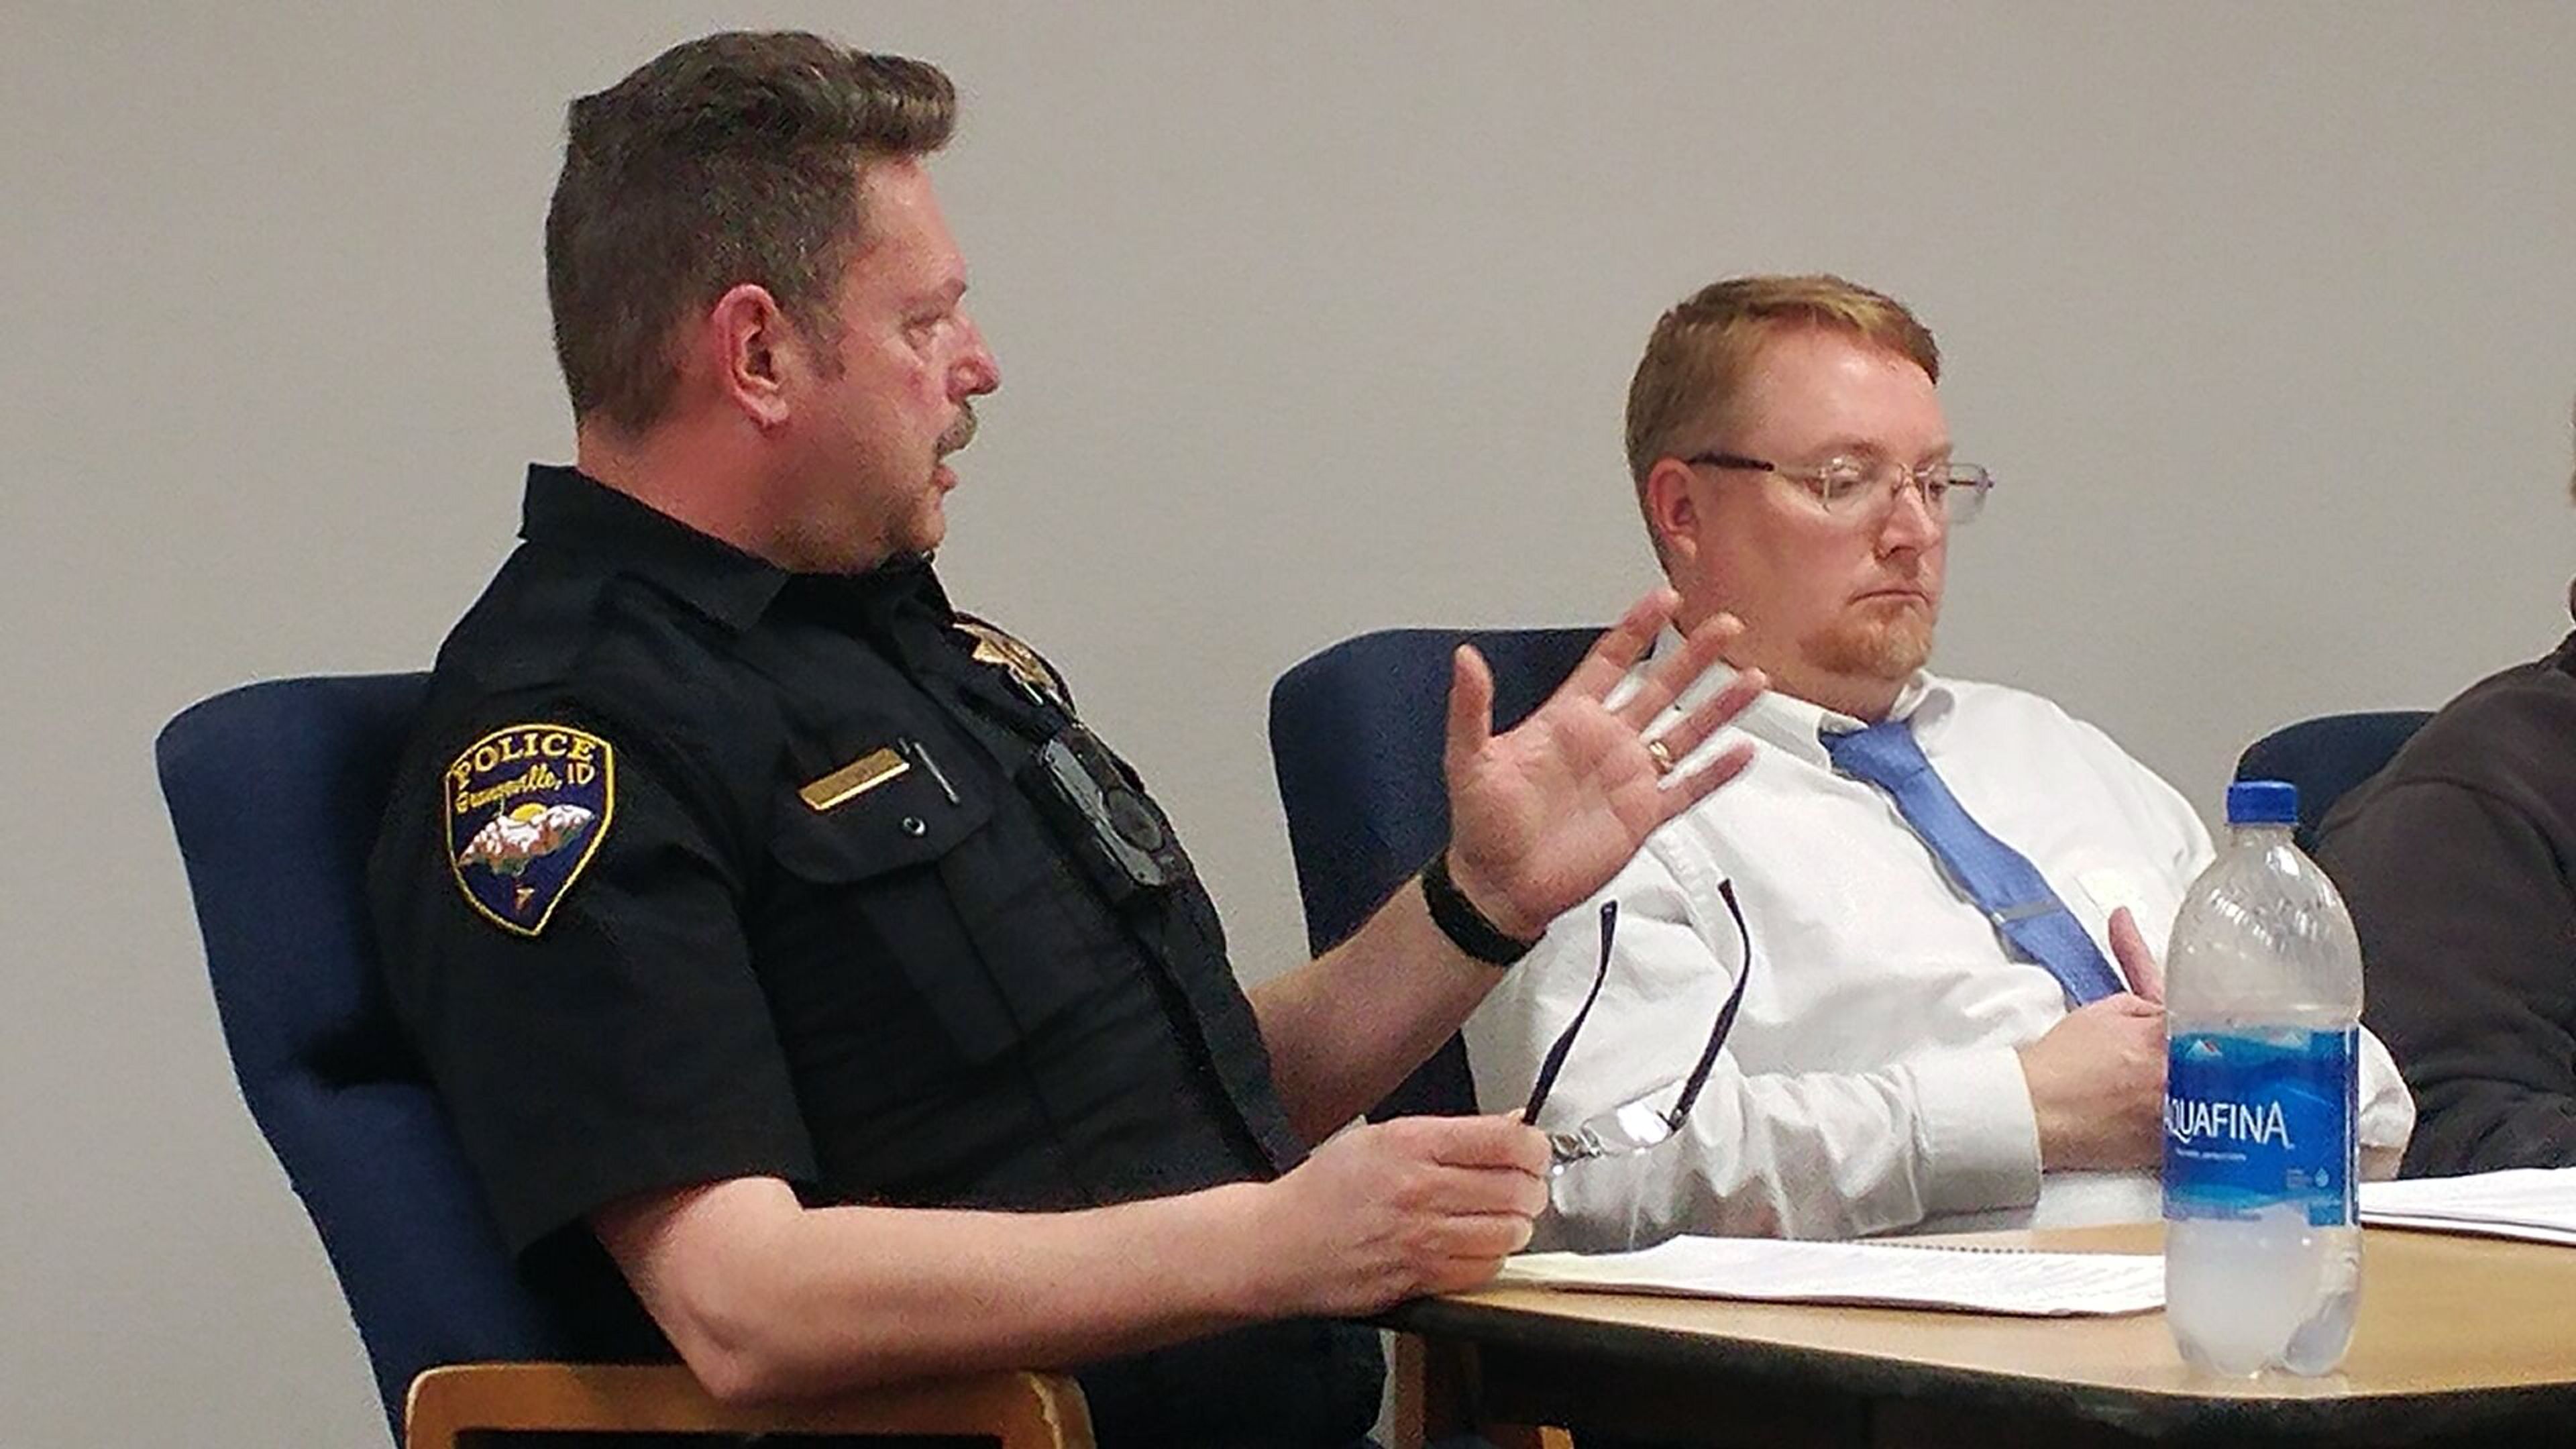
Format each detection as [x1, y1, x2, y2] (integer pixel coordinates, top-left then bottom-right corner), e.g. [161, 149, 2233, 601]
[763, 763, 1118, 1065]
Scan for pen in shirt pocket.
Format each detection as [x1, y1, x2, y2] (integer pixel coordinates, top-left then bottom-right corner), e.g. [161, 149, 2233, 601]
[903, 737, 961, 806]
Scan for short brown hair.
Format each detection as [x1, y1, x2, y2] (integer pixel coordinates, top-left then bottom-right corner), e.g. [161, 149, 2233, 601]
[1623, 274, 1941, 493]
[545, 32, 956, 434]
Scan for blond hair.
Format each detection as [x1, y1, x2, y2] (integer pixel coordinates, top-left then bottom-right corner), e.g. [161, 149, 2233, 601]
[1623, 276, 1941, 545]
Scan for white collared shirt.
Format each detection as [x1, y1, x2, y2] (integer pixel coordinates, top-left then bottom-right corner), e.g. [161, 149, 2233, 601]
[1464, 640, 2414, 1247]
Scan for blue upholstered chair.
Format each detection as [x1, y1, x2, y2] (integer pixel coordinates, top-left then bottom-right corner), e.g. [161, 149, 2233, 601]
[157, 674, 1090, 1449]
[1268, 629, 1597, 1449]
[2233, 710, 2434, 853]
[1267, 627, 1601, 1119]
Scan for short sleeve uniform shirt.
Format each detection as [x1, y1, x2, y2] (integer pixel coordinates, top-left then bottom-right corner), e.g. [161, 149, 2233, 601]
[368, 466, 1381, 1448]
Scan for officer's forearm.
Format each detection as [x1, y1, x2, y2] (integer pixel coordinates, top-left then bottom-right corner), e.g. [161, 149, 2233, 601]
[1248, 871, 1507, 1142]
[593, 1175, 1284, 1405]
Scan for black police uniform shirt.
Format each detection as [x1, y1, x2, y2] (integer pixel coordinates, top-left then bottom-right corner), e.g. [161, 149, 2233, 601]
[368, 465, 1383, 1448]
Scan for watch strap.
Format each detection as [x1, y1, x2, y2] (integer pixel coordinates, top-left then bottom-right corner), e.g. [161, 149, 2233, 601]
[1420, 849, 1538, 967]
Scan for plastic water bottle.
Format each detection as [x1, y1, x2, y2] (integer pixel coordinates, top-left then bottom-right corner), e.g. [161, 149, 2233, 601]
[2162, 780, 2363, 1377]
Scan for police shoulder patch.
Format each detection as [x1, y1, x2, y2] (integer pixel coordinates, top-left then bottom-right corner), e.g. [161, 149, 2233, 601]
[443, 722, 615, 938]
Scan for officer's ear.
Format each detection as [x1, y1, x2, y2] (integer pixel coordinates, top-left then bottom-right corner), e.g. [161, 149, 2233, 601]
[704, 282, 796, 430]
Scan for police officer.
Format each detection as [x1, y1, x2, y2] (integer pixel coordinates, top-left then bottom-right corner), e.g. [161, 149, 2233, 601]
[369, 31, 1763, 1449]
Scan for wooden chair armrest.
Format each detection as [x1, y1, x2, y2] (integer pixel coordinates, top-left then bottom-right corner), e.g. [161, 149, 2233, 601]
[405, 1361, 1093, 1449]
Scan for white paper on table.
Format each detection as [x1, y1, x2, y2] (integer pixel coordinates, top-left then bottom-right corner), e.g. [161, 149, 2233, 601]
[1497, 1236, 2164, 1318]
[2361, 1167, 2576, 1245]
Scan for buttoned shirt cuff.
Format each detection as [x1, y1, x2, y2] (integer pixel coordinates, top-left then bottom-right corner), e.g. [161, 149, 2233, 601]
[1906, 1046, 2045, 1218]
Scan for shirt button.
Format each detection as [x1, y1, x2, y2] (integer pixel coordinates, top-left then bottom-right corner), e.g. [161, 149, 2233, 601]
[901, 816, 927, 837]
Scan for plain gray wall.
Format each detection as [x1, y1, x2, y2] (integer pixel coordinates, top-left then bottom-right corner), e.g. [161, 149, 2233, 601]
[7, 3, 2575, 1443]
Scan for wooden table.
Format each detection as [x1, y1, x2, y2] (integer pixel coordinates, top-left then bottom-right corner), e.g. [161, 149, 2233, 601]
[1389, 1224, 2576, 1447]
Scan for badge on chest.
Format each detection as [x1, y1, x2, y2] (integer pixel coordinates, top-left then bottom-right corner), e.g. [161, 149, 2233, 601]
[954, 615, 1075, 714]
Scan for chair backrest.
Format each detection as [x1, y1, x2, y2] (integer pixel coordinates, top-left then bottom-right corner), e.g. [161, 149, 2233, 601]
[157, 674, 581, 1442]
[1268, 627, 1601, 1120]
[2232, 710, 2434, 853]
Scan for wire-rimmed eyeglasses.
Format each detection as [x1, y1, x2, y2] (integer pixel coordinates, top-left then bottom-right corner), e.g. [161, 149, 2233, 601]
[1684, 451, 1994, 526]
[1519, 881, 1753, 1172]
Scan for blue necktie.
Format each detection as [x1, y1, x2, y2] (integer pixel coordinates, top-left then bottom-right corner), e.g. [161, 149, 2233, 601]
[1822, 718, 2124, 1006]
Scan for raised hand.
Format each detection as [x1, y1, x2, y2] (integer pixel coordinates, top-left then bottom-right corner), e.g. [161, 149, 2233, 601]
[1442, 588, 1765, 940]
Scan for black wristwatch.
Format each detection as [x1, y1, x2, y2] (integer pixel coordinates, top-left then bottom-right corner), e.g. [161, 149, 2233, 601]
[1420, 849, 1539, 967]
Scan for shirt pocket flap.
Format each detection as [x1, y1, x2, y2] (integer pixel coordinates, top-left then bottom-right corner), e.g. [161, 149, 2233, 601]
[765, 770, 1111, 1065]
[769, 765, 992, 879]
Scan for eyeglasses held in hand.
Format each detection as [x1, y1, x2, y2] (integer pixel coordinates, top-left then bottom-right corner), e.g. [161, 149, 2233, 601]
[1519, 880, 1753, 1172]
[1685, 451, 1994, 527]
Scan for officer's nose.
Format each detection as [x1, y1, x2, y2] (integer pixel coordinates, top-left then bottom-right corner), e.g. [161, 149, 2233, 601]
[955, 313, 1000, 397]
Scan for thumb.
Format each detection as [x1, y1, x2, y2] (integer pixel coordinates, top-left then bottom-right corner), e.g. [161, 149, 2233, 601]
[2109, 906, 2164, 1005]
[1443, 643, 1495, 784]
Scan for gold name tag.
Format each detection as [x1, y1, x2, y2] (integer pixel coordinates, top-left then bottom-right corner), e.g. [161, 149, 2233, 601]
[798, 747, 911, 812]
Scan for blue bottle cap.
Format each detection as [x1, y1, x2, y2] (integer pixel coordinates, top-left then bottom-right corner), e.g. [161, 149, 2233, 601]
[2227, 779, 2299, 826]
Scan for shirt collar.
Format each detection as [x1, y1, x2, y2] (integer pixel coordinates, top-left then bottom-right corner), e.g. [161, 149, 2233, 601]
[519, 464, 788, 632]
[780, 552, 959, 643]
[517, 464, 967, 642]
[1645, 626, 1951, 768]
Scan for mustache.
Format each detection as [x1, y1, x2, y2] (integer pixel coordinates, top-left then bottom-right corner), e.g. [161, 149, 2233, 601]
[937, 402, 977, 457]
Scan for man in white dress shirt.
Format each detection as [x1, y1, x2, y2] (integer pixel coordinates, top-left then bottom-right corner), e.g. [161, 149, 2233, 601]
[1465, 274, 2412, 1246]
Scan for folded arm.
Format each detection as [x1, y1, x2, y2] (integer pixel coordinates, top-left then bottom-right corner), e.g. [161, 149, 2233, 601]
[1466, 853, 2044, 1244]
